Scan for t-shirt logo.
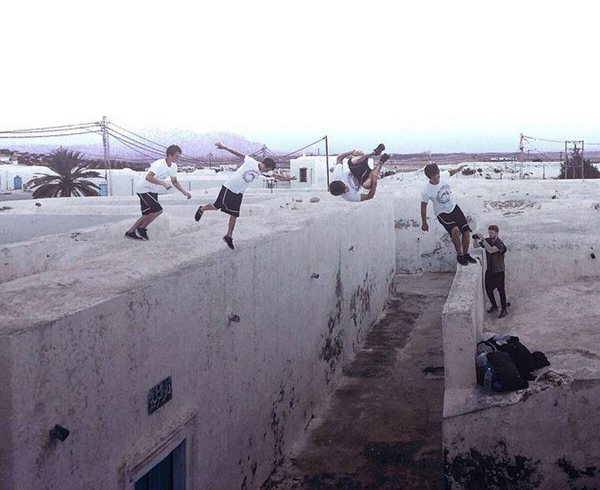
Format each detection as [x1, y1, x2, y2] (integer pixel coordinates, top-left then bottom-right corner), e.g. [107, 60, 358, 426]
[243, 170, 258, 183]
[436, 185, 451, 204]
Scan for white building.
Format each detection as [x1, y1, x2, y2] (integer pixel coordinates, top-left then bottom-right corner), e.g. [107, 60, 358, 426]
[289, 156, 330, 189]
[290, 155, 375, 190]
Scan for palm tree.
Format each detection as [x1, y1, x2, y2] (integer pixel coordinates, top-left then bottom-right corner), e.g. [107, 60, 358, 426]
[29, 148, 102, 198]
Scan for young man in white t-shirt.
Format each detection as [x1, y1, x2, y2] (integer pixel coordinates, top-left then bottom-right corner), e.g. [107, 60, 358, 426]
[420, 162, 476, 266]
[328, 147, 390, 202]
[125, 145, 191, 240]
[194, 141, 294, 250]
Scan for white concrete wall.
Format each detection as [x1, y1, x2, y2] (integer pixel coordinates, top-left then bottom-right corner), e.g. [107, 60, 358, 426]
[442, 257, 484, 395]
[444, 379, 600, 488]
[394, 196, 483, 274]
[0, 198, 396, 490]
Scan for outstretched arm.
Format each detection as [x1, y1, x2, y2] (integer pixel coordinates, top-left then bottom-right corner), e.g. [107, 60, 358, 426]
[269, 172, 296, 182]
[336, 149, 356, 164]
[448, 164, 467, 176]
[215, 141, 246, 159]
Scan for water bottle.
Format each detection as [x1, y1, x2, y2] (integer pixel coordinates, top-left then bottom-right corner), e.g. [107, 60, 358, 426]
[483, 366, 493, 395]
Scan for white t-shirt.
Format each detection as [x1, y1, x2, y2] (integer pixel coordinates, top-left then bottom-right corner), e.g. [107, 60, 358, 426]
[136, 159, 178, 194]
[224, 156, 262, 194]
[421, 171, 456, 216]
[331, 163, 361, 202]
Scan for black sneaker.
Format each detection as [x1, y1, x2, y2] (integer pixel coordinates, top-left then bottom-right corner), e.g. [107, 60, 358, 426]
[194, 206, 204, 222]
[457, 255, 468, 266]
[137, 228, 149, 240]
[223, 236, 234, 250]
[125, 231, 143, 240]
[378, 153, 391, 165]
[372, 143, 385, 155]
[499, 309, 508, 319]
[464, 254, 478, 264]
[487, 306, 498, 314]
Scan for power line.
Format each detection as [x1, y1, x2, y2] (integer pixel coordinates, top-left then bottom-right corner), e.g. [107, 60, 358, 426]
[0, 122, 100, 134]
[0, 129, 102, 139]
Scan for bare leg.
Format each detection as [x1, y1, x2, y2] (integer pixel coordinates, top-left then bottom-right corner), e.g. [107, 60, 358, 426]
[450, 227, 462, 255]
[143, 210, 162, 227]
[128, 211, 162, 233]
[461, 229, 470, 255]
[226, 216, 237, 237]
[128, 216, 147, 234]
[199, 203, 216, 212]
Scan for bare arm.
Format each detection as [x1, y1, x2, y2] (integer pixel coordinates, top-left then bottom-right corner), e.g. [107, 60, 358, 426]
[472, 234, 499, 253]
[215, 141, 246, 159]
[269, 172, 296, 182]
[170, 176, 191, 197]
[336, 149, 356, 164]
[448, 164, 467, 176]
[421, 201, 429, 231]
[146, 171, 170, 189]
[360, 174, 378, 201]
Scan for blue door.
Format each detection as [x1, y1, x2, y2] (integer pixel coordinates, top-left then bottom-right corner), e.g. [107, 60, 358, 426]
[13, 175, 22, 189]
[134, 441, 186, 490]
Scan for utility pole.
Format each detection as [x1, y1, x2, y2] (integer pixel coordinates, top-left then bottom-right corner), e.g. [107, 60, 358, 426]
[102, 116, 112, 196]
[325, 135, 330, 189]
[518, 133, 524, 179]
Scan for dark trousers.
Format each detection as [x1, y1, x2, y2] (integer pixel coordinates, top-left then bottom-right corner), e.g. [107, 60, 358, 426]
[485, 270, 507, 309]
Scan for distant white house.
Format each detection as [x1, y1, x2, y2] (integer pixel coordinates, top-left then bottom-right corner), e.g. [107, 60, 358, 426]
[290, 155, 374, 190]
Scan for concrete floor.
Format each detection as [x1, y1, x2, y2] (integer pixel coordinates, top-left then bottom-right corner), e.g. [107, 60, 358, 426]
[264, 273, 454, 490]
[484, 276, 600, 381]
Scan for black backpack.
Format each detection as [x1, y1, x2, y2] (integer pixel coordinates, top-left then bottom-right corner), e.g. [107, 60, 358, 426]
[497, 337, 536, 381]
[486, 351, 529, 392]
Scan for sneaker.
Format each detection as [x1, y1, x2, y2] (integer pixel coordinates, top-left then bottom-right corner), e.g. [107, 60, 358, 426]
[457, 255, 468, 266]
[137, 228, 149, 240]
[378, 153, 391, 165]
[372, 143, 385, 155]
[464, 254, 478, 264]
[499, 309, 508, 319]
[223, 236, 234, 250]
[487, 306, 498, 314]
[125, 231, 143, 241]
[194, 206, 204, 222]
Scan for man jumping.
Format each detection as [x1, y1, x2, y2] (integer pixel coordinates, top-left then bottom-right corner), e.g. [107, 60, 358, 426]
[329, 143, 390, 202]
[194, 141, 294, 250]
[420, 162, 476, 266]
[125, 145, 191, 240]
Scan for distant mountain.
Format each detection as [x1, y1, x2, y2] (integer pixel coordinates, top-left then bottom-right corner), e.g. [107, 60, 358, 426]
[1, 129, 266, 160]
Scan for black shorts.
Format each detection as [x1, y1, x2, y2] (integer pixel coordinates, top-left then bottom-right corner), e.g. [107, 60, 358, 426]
[437, 205, 471, 235]
[137, 192, 162, 215]
[348, 158, 372, 184]
[214, 186, 243, 217]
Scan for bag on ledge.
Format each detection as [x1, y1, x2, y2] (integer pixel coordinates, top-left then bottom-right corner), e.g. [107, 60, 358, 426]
[485, 350, 529, 392]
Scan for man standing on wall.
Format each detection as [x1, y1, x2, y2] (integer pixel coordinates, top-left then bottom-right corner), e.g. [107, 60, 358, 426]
[329, 144, 390, 202]
[420, 162, 476, 266]
[194, 141, 295, 250]
[473, 225, 509, 318]
[125, 145, 191, 240]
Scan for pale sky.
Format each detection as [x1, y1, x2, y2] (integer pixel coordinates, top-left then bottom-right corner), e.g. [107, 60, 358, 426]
[4, 0, 600, 153]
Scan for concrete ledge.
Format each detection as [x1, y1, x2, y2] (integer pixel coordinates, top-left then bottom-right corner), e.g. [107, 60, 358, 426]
[441, 252, 484, 399]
